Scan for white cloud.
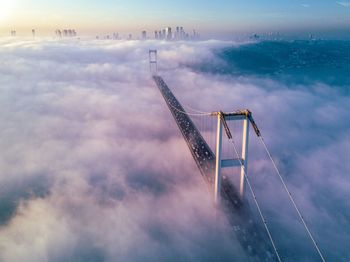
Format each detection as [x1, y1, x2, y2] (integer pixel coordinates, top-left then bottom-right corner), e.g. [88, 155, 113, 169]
[0, 37, 349, 261]
[0, 38, 247, 261]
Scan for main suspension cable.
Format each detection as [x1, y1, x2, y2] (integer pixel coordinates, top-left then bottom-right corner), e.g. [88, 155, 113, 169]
[182, 103, 212, 115]
[259, 136, 326, 262]
[165, 98, 212, 116]
[229, 138, 282, 262]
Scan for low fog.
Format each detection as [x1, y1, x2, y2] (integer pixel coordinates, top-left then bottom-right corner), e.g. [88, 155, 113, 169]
[0, 37, 349, 261]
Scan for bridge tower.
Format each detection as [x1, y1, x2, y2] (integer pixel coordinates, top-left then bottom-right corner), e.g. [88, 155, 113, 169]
[213, 110, 260, 204]
[149, 49, 157, 75]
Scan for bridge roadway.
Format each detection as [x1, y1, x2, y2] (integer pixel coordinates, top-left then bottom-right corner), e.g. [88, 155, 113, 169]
[153, 75, 277, 262]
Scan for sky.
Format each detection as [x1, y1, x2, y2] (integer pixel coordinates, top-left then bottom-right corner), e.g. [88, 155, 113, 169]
[1, 0, 350, 38]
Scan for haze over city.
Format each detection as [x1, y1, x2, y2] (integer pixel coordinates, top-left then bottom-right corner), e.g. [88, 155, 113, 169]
[1, 0, 350, 38]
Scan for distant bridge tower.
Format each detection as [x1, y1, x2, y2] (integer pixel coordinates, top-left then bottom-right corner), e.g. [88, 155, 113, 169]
[213, 110, 260, 204]
[149, 49, 157, 75]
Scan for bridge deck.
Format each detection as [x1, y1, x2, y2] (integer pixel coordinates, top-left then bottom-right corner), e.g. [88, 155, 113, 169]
[153, 75, 277, 261]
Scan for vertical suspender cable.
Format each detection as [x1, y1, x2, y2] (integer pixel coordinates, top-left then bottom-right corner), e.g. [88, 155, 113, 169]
[259, 136, 326, 262]
[230, 139, 282, 262]
[153, 76, 322, 261]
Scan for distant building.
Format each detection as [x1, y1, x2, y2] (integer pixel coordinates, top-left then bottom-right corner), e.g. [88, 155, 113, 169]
[56, 29, 77, 38]
[180, 27, 184, 39]
[165, 27, 172, 40]
[32, 29, 35, 38]
[152, 26, 197, 41]
[142, 30, 147, 40]
[250, 34, 260, 40]
[55, 29, 62, 38]
[192, 29, 200, 40]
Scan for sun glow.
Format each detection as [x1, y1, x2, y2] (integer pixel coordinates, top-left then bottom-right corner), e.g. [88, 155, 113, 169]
[0, 1, 16, 22]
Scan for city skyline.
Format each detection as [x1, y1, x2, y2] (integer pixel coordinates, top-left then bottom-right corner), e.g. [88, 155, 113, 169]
[1, 0, 350, 38]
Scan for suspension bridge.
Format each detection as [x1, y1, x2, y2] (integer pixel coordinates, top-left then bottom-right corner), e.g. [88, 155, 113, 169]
[149, 50, 326, 262]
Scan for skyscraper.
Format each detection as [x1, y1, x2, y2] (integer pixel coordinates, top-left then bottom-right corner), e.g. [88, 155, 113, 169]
[142, 30, 147, 40]
[165, 27, 172, 40]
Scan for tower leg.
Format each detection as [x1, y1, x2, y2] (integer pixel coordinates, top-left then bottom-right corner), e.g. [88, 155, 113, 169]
[240, 116, 249, 198]
[214, 113, 223, 205]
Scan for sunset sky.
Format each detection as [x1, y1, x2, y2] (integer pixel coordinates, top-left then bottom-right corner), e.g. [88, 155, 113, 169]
[1, 0, 350, 37]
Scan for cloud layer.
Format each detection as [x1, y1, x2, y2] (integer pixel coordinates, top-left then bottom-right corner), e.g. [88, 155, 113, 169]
[0, 37, 349, 261]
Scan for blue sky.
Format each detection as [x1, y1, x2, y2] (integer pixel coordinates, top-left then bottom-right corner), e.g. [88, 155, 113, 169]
[1, 0, 350, 37]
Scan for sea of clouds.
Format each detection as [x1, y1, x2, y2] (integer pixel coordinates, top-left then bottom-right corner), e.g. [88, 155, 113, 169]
[0, 37, 349, 261]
